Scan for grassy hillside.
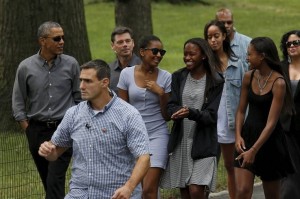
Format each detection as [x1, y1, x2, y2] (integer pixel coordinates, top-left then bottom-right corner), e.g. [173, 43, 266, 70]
[85, 0, 300, 72]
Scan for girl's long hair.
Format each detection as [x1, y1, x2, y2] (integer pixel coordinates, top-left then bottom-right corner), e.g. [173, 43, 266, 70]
[251, 37, 295, 115]
[204, 19, 237, 63]
[184, 37, 221, 80]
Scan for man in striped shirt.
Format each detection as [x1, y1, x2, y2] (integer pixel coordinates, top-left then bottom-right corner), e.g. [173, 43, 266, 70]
[38, 59, 150, 199]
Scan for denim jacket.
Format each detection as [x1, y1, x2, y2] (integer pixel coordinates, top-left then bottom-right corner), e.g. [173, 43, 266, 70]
[222, 58, 245, 130]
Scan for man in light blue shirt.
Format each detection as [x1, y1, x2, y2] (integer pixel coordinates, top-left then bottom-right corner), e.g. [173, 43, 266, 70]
[216, 8, 252, 71]
[38, 59, 150, 199]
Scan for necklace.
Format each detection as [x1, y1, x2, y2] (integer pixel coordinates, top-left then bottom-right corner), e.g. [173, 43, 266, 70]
[257, 70, 273, 94]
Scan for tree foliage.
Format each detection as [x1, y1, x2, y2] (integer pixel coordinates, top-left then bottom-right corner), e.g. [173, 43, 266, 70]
[115, 0, 153, 54]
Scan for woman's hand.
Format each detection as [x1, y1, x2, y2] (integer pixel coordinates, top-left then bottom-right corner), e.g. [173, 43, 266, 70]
[171, 106, 189, 119]
[235, 135, 246, 154]
[236, 147, 257, 168]
[145, 80, 164, 96]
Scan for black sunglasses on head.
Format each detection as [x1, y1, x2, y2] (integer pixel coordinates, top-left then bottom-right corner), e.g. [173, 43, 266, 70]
[144, 48, 166, 56]
[45, 35, 64, 42]
[286, 40, 300, 48]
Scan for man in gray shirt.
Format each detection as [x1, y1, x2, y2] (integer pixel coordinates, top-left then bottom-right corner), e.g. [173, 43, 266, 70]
[109, 26, 141, 94]
[12, 21, 81, 199]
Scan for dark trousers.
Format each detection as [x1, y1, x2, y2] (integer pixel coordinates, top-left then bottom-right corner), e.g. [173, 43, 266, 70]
[281, 130, 300, 199]
[26, 120, 72, 199]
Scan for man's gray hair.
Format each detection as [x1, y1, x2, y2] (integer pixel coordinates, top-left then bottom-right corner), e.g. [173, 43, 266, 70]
[37, 21, 62, 38]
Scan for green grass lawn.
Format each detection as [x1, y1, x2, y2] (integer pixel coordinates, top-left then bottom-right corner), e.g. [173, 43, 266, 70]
[85, 0, 300, 73]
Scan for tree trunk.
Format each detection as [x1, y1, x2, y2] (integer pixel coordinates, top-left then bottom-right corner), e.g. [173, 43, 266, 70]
[0, 0, 91, 132]
[115, 0, 153, 54]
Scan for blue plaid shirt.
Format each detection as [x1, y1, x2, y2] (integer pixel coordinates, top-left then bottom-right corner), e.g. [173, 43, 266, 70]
[51, 94, 149, 199]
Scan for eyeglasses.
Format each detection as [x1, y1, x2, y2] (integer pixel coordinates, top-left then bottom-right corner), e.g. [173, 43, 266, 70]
[144, 48, 166, 56]
[220, 20, 233, 25]
[46, 36, 64, 42]
[286, 40, 300, 48]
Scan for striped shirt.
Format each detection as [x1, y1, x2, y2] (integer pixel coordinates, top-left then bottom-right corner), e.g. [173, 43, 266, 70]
[51, 94, 149, 199]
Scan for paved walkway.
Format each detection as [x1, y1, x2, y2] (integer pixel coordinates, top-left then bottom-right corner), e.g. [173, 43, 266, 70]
[209, 182, 264, 199]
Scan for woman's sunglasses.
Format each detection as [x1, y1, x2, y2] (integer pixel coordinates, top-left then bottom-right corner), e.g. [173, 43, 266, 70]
[286, 40, 300, 48]
[144, 48, 166, 56]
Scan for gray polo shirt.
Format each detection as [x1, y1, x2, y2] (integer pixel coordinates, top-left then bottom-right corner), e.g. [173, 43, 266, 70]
[109, 53, 141, 94]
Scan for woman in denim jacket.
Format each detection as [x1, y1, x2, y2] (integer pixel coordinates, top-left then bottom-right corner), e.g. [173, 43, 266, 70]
[204, 19, 245, 199]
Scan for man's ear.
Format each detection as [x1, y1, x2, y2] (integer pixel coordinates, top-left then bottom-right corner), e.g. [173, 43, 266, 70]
[111, 42, 117, 53]
[101, 78, 110, 87]
[39, 37, 45, 47]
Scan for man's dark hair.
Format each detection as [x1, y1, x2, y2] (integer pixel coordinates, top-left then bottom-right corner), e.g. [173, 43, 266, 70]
[80, 59, 110, 80]
[111, 26, 133, 42]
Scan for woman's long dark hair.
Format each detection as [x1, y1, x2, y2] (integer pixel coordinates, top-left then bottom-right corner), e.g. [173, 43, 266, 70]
[184, 37, 221, 80]
[251, 37, 295, 115]
[204, 20, 237, 62]
[280, 30, 300, 61]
